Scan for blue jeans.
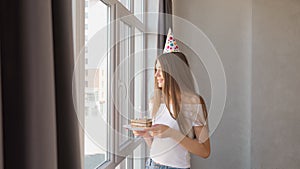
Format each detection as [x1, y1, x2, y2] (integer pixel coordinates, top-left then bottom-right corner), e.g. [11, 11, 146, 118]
[145, 158, 190, 169]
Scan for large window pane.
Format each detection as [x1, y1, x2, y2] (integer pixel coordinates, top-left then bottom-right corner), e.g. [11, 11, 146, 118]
[72, 0, 150, 168]
[133, 144, 145, 169]
[134, 0, 143, 22]
[84, 0, 109, 168]
[119, 21, 132, 144]
[134, 28, 145, 119]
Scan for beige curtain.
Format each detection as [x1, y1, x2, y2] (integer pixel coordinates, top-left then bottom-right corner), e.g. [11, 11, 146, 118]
[0, 0, 81, 168]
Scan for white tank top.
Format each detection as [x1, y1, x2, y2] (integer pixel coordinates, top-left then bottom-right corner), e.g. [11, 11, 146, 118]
[149, 103, 205, 168]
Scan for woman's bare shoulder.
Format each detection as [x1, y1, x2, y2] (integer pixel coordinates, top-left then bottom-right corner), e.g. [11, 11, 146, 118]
[181, 93, 203, 104]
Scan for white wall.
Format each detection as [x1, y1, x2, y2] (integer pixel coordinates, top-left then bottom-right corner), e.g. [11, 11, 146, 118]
[174, 0, 252, 168]
[252, 0, 300, 168]
[174, 0, 300, 169]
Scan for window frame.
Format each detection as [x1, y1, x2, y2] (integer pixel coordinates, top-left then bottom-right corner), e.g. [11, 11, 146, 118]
[114, 1, 147, 168]
[73, 0, 148, 168]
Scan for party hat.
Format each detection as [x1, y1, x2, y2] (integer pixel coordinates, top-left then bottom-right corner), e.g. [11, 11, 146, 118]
[163, 28, 180, 53]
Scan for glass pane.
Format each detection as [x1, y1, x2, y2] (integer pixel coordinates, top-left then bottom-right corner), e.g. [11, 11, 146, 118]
[115, 159, 127, 169]
[84, 0, 109, 168]
[119, 21, 131, 144]
[119, 0, 131, 11]
[134, 0, 143, 22]
[134, 28, 145, 119]
[133, 144, 145, 169]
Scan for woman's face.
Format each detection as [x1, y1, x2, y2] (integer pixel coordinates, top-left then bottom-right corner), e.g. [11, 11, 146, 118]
[155, 61, 164, 88]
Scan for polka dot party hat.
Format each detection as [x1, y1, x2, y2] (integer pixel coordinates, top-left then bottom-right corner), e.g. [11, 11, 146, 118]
[163, 28, 180, 54]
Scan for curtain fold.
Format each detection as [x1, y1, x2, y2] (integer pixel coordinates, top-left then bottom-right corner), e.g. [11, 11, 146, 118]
[0, 0, 81, 168]
[157, 0, 173, 54]
[52, 0, 81, 168]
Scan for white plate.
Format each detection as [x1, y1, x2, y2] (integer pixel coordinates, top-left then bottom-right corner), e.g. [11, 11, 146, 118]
[123, 124, 151, 131]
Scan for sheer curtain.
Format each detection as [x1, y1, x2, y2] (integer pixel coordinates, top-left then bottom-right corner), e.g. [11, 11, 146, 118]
[0, 0, 81, 169]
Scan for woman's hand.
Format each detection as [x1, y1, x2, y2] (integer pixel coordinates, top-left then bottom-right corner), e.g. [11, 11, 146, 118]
[132, 130, 151, 138]
[145, 124, 175, 138]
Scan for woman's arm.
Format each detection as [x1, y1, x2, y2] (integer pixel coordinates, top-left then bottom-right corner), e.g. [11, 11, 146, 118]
[132, 130, 153, 147]
[175, 94, 210, 158]
[172, 125, 210, 158]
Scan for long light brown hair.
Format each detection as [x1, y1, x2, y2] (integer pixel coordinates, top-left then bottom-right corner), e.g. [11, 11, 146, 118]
[152, 52, 207, 120]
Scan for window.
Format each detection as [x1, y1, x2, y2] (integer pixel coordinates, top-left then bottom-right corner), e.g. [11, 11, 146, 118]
[115, 144, 145, 169]
[85, 35, 89, 43]
[85, 80, 88, 87]
[115, 159, 127, 169]
[134, 28, 145, 118]
[118, 20, 131, 145]
[133, 144, 145, 169]
[73, 0, 148, 168]
[134, 0, 143, 22]
[114, 6, 148, 168]
[118, 0, 131, 11]
[84, 1, 109, 168]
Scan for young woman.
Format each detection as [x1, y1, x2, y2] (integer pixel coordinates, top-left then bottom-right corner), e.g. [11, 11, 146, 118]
[133, 52, 210, 169]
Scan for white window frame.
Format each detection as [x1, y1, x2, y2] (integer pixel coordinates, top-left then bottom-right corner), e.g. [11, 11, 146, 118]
[73, 0, 148, 168]
[114, 1, 147, 168]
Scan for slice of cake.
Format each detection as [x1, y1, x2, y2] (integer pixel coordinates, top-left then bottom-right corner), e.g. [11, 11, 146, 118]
[130, 118, 152, 128]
